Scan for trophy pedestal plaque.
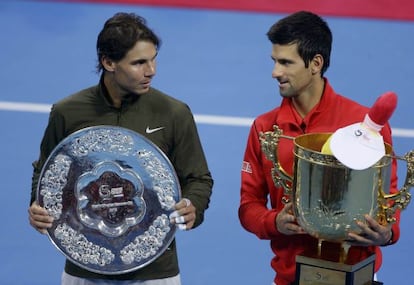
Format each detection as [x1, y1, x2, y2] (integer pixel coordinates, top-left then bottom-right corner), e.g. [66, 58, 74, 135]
[294, 254, 375, 285]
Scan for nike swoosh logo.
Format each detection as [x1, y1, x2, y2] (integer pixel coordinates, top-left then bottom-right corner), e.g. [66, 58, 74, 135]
[145, 126, 165, 134]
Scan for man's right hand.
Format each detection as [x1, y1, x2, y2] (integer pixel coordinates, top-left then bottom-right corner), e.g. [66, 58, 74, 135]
[276, 202, 305, 235]
[28, 202, 53, 234]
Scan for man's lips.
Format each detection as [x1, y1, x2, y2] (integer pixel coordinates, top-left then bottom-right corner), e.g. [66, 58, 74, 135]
[278, 80, 289, 87]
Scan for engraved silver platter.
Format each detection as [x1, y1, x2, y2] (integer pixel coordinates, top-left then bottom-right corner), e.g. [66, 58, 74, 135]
[36, 125, 181, 274]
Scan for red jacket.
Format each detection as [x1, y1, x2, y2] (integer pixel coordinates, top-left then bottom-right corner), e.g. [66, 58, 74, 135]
[238, 79, 400, 285]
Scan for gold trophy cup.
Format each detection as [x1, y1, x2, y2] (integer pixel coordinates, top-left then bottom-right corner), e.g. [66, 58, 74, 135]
[260, 125, 414, 285]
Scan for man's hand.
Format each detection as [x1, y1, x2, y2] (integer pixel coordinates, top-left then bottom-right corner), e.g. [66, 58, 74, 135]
[276, 202, 305, 235]
[28, 202, 53, 234]
[346, 214, 393, 246]
[169, 198, 195, 231]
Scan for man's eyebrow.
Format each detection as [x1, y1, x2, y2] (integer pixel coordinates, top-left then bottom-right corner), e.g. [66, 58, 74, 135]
[131, 52, 158, 64]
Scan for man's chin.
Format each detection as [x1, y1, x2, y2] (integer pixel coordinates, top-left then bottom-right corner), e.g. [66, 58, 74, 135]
[279, 90, 296, 98]
[136, 87, 151, 95]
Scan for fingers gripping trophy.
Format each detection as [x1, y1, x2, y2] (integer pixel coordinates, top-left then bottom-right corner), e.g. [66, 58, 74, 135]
[260, 92, 414, 284]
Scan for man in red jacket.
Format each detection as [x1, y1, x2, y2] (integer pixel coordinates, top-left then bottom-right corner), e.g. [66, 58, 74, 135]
[238, 11, 398, 285]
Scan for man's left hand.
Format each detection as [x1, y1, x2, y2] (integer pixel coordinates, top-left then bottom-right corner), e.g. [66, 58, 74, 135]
[346, 214, 392, 246]
[169, 198, 196, 231]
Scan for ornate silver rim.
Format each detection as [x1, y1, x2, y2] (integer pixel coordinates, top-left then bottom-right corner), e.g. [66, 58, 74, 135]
[37, 126, 181, 274]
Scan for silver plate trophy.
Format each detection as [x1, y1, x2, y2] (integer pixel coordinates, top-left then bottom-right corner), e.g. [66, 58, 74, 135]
[36, 126, 181, 274]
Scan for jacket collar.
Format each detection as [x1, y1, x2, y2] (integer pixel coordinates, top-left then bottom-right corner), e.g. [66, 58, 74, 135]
[98, 75, 140, 108]
[277, 78, 336, 128]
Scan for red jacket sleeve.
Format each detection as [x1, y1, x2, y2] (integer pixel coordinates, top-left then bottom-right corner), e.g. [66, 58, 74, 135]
[380, 123, 400, 245]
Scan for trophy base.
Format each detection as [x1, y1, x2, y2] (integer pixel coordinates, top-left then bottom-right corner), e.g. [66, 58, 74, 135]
[294, 254, 376, 285]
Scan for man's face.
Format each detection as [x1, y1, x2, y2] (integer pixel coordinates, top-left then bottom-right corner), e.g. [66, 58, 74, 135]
[270, 43, 314, 98]
[111, 40, 157, 96]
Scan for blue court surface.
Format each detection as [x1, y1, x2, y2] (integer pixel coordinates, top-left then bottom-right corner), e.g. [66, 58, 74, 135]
[1, 1, 414, 284]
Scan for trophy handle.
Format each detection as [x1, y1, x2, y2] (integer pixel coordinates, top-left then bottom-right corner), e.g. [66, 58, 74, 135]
[259, 125, 293, 203]
[380, 150, 414, 224]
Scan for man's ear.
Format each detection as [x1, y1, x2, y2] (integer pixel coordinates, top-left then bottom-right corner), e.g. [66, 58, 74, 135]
[101, 56, 115, 72]
[311, 54, 324, 75]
